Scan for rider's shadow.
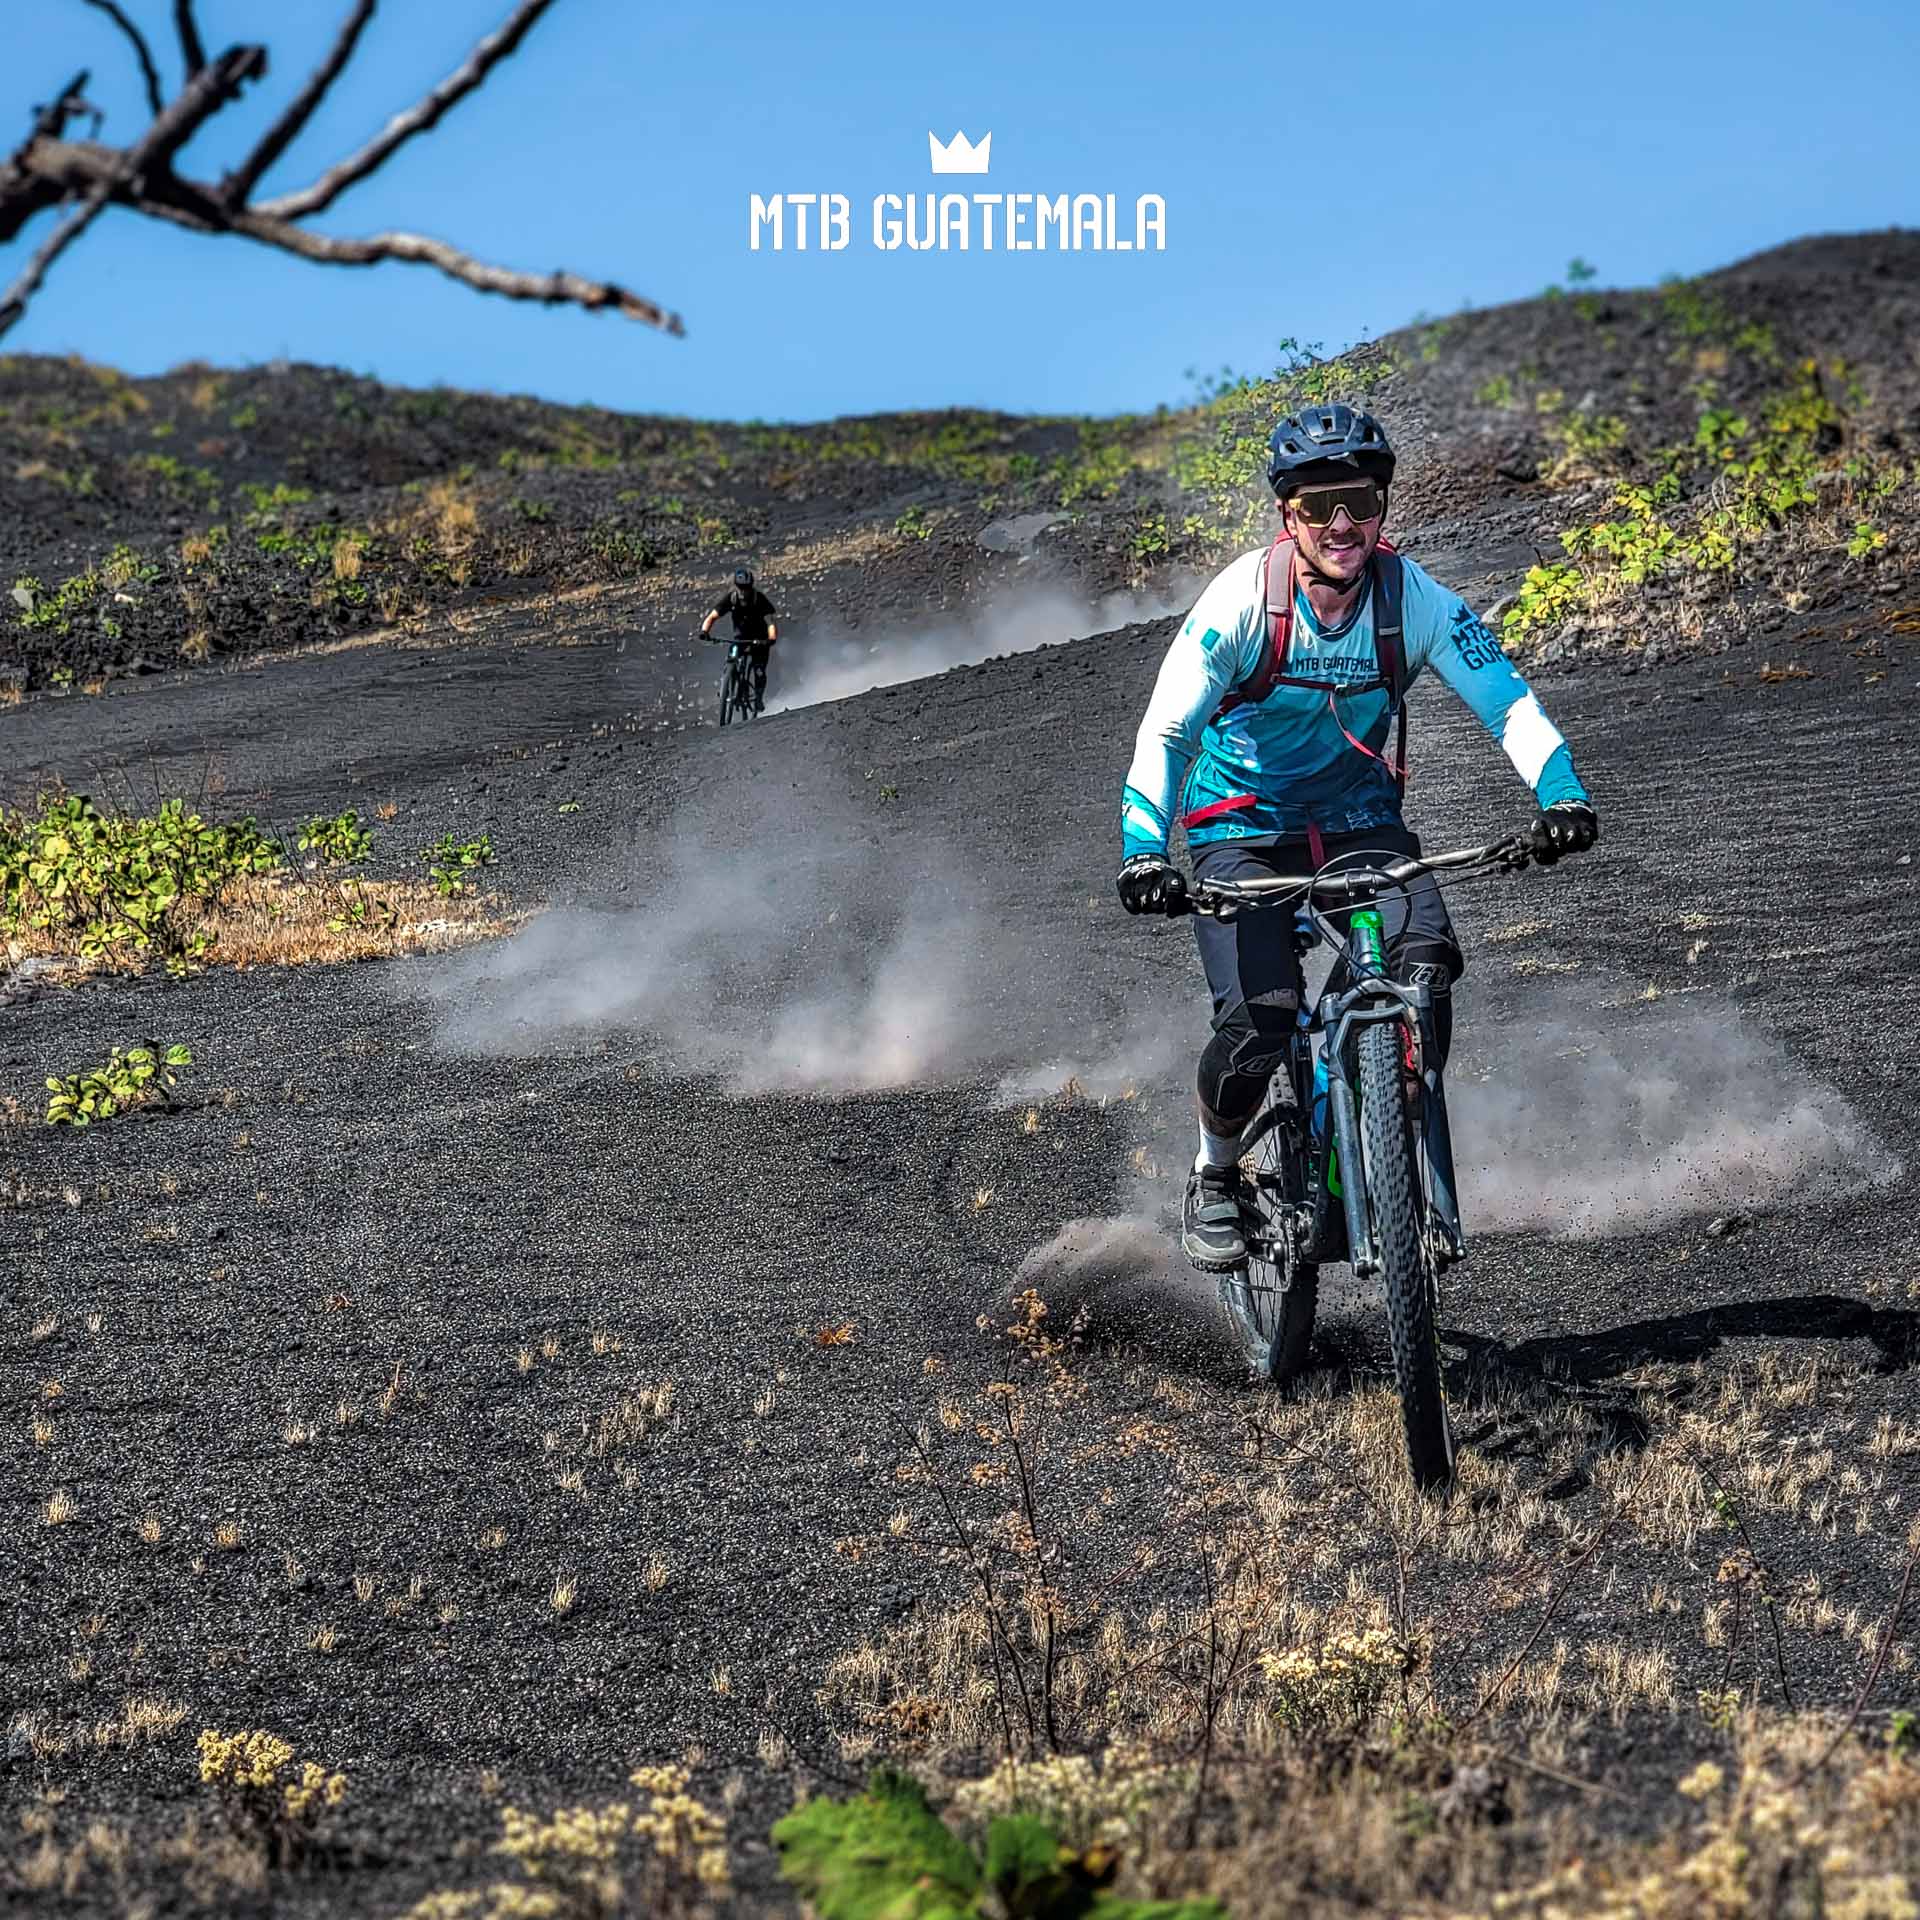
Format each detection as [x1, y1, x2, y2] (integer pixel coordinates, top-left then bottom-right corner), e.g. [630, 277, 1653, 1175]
[1430, 1295, 1918, 1495]
[1448, 1293, 1918, 1384]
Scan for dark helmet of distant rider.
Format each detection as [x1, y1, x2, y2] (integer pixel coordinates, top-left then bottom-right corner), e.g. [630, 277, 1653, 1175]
[732, 567, 755, 606]
[1266, 403, 1396, 591]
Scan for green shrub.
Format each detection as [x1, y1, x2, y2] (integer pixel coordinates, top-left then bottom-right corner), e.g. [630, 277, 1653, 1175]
[46, 1043, 192, 1126]
[587, 524, 657, 574]
[1542, 410, 1629, 483]
[1130, 512, 1171, 561]
[0, 794, 280, 967]
[1502, 561, 1584, 639]
[298, 810, 374, 865]
[775, 1770, 1223, 1920]
[427, 833, 494, 897]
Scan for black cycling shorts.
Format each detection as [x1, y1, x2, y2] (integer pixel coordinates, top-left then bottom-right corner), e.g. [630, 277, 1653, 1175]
[1190, 823, 1463, 1124]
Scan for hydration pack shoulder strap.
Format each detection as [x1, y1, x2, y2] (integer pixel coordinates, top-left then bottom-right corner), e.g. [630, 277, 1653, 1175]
[1215, 535, 1408, 793]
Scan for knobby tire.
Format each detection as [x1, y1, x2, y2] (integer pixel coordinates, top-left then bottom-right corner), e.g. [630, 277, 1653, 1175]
[1220, 1084, 1319, 1384]
[1356, 1019, 1454, 1491]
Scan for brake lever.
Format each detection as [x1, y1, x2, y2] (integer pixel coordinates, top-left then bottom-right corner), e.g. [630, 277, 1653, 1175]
[1177, 891, 1230, 922]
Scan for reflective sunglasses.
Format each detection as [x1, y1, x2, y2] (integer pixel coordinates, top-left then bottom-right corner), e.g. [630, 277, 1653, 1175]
[1288, 480, 1385, 527]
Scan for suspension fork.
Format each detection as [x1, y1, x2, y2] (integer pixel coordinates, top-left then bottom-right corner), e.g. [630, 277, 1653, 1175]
[1417, 1035, 1466, 1263]
[1320, 910, 1393, 1277]
[1319, 909, 1467, 1277]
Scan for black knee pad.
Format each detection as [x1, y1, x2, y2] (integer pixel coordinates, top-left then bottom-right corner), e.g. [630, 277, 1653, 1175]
[1198, 991, 1296, 1127]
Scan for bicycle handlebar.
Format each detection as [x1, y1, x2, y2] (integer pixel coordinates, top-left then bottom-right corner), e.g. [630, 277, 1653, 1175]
[1185, 835, 1533, 918]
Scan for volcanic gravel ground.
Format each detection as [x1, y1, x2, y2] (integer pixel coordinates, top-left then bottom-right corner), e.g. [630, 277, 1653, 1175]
[4, 597, 1920, 1911]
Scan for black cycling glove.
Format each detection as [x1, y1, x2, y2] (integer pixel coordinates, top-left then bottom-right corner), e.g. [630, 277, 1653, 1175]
[1117, 853, 1188, 916]
[1531, 799, 1599, 865]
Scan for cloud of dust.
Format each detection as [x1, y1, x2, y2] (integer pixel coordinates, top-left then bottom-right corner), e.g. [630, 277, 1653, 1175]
[1449, 1009, 1901, 1237]
[419, 814, 998, 1093]
[766, 578, 1186, 713]
[1008, 1213, 1220, 1360]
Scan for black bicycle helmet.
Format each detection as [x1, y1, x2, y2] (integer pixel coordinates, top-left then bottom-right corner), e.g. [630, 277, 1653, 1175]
[733, 567, 754, 590]
[1266, 404, 1396, 496]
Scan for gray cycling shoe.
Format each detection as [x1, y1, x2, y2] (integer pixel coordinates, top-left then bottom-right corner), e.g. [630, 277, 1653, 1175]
[1183, 1163, 1250, 1271]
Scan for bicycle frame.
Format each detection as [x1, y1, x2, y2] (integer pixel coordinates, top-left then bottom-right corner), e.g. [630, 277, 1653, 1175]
[1194, 836, 1524, 1281]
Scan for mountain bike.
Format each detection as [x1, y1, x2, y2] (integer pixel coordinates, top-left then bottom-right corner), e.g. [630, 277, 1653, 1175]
[716, 640, 762, 726]
[1182, 834, 1542, 1491]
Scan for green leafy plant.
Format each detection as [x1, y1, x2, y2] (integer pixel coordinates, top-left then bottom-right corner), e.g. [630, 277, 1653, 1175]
[46, 1043, 192, 1126]
[775, 1770, 1223, 1920]
[1542, 410, 1629, 484]
[894, 504, 932, 540]
[1130, 512, 1171, 561]
[1848, 521, 1888, 560]
[298, 809, 374, 865]
[0, 793, 281, 967]
[587, 523, 656, 574]
[1502, 561, 1585, 639]
[12, 562, 112, 637]
[427, 832, 495, 897]
[1693, 407, 1751, 463]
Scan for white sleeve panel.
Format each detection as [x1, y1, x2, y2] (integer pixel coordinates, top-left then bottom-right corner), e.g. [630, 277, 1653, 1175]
[1496, 690, 1567, 787]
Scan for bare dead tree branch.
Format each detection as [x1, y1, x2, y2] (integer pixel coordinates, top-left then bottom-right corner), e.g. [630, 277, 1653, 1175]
[256, 0, 554, 220]
[138, 45, 267, 174]
[0, 2, 681, 341]
[0, 174, 119, 337]
[221, 0, 377, 208]
[230, 208, 685, 332]
[174, 0, 207, 78]
[79, 0, 164, 116]
[0, 45, 265, 339]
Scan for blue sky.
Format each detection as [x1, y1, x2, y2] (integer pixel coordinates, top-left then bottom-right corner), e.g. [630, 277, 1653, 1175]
[7, 0, 1917, 421]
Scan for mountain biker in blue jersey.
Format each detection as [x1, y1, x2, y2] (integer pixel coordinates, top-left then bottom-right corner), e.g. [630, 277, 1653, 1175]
[1116, 404, 1599, 1269]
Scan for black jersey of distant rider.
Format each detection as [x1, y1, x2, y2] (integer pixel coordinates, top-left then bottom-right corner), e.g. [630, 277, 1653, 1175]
[714, 587, 777, 641]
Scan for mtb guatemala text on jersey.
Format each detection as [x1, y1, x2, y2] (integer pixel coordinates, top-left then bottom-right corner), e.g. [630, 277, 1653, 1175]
[1121, 548, 1589, 855]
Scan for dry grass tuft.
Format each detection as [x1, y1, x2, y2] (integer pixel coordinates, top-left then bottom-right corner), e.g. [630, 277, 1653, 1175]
[3, 870, 517, 977]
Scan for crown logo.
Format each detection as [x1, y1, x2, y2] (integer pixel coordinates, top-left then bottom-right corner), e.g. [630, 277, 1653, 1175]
[928, 130, 991, 175]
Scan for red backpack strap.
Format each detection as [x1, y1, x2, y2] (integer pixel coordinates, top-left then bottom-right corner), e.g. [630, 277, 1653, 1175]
[1217, 535, 1295, 712]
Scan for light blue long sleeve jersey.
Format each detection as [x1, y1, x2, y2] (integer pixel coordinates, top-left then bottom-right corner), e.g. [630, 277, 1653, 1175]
[1121, 546, 1589, 858]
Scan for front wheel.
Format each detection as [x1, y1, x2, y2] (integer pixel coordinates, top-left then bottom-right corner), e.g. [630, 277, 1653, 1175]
[1356, 1020, 1453, 1491]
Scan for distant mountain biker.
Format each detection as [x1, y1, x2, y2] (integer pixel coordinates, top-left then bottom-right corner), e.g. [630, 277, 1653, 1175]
[1116, 404, 1599, 1269]
[700, 567, 779, 713]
